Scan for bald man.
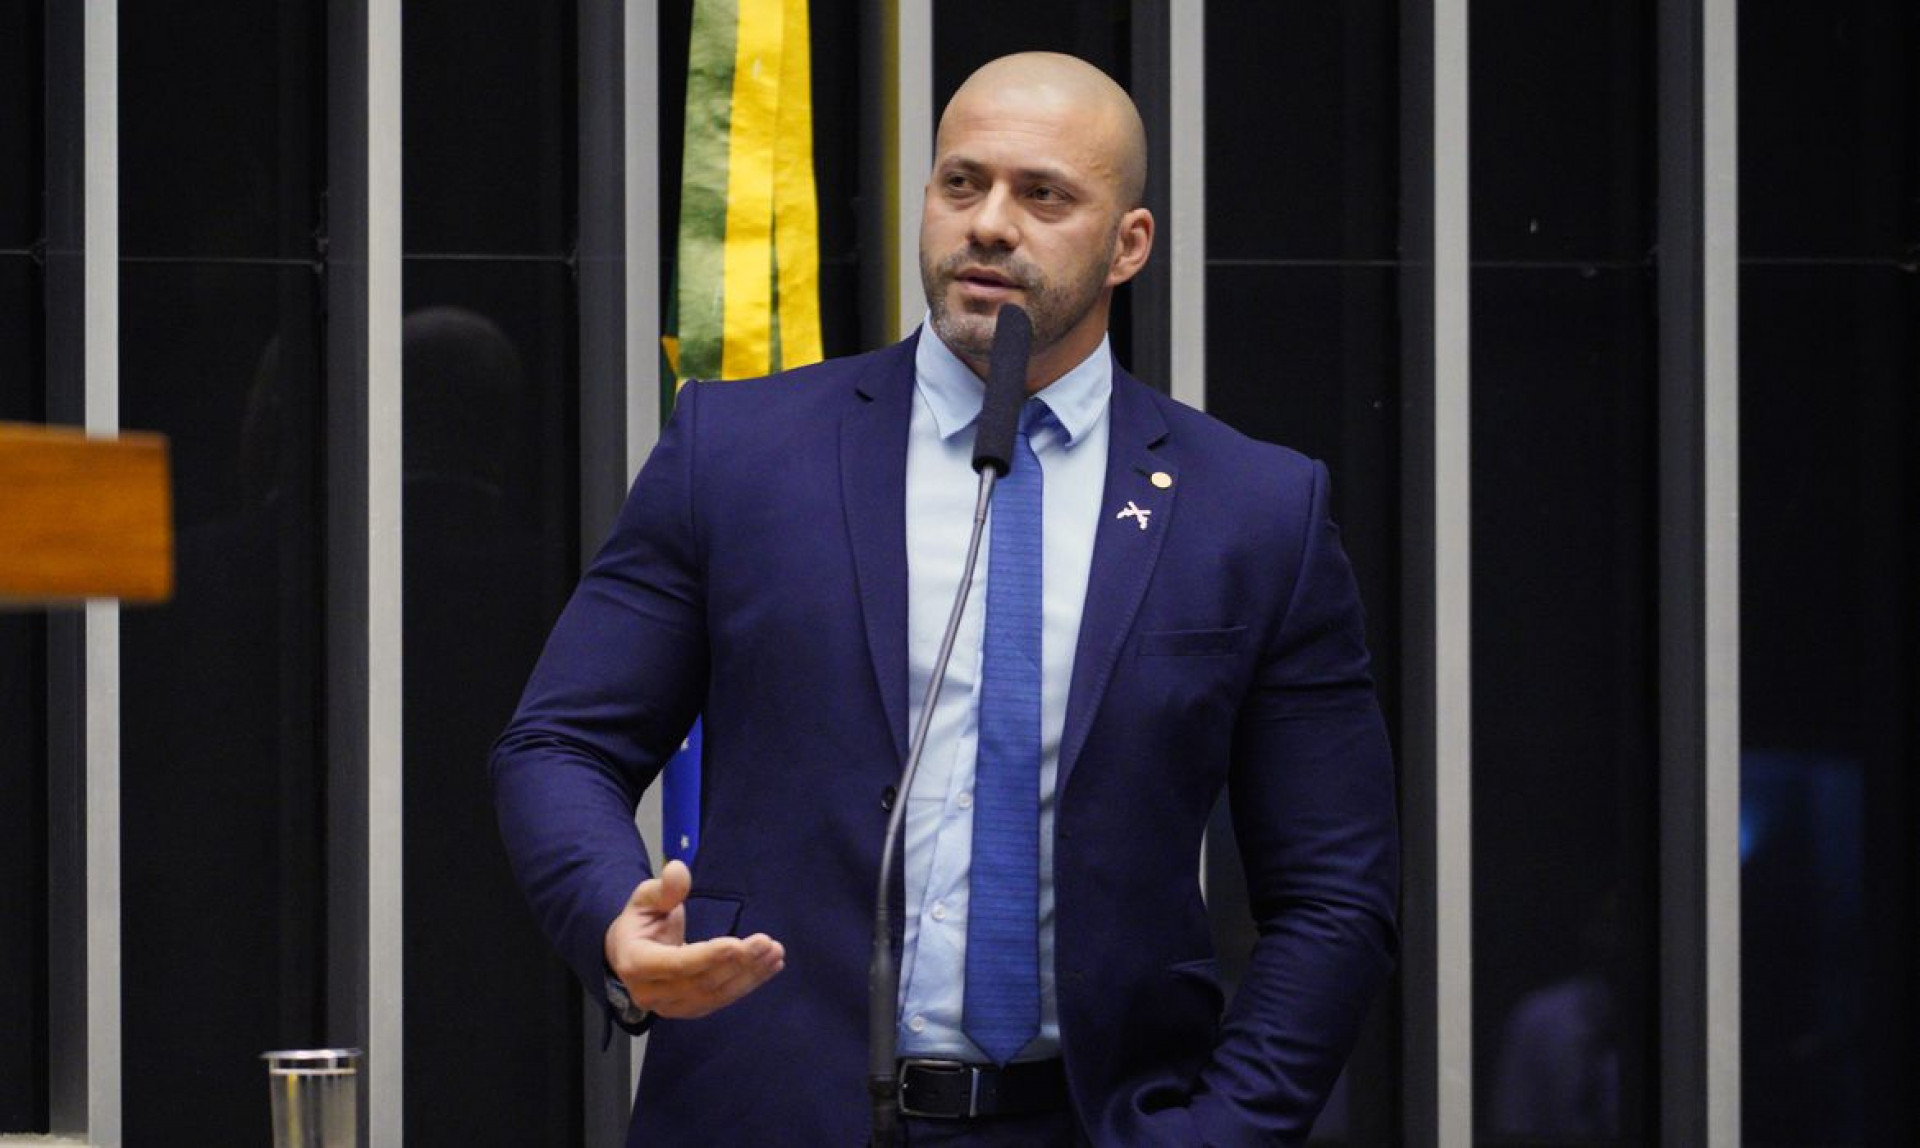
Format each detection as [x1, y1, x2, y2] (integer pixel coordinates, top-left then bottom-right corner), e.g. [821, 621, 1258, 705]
[494, 52, 1398, 1146]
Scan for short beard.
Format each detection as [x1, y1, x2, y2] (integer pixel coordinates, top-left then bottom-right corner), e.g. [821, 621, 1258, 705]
[921, 226, 1117, 368]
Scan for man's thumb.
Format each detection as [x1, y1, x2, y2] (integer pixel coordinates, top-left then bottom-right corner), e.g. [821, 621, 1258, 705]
[631, 858, 692, 914]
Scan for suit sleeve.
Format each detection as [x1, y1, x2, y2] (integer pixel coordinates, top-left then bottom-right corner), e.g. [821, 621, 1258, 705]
[1187, 459, 1401, 1145]
[489, 381, 711, 1008]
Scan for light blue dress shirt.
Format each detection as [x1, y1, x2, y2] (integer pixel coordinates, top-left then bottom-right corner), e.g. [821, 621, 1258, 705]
[897, 322, 1112, 1062]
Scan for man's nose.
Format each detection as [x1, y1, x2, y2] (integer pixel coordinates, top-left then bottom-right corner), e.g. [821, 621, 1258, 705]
[967, 184, 1019, 250]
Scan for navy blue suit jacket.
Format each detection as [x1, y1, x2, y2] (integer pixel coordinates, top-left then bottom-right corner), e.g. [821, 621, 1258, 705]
[491, 335, 1399, 1145]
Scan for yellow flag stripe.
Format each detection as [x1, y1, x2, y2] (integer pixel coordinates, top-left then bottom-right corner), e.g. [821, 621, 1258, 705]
[719, 0, 783, 378]
[772, 0, 823, 368]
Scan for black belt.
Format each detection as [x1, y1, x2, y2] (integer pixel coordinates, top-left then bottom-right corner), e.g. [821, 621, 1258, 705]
[895, 1057, 1068, 1120]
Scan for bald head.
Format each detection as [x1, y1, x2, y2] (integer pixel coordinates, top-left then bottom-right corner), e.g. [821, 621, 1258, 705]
[941, 52, 1148, 209]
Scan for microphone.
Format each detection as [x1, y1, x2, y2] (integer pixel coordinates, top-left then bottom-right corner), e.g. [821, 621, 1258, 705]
[868, 305, 1032, 1146]
[971, 302, 1032, 476]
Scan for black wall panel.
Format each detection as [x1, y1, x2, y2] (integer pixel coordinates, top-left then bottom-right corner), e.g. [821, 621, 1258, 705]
[401, 3, 583, 1143]
[1470, 267, 1658, 1142]
[1740, 267, 1916, 1145]
[1469, 0, 1659, 1141]
[0, 1, 47, 1129]
[117, 2, 322, 259]
[1205, 2, 1398, 264]
[1469, 0, 1652, 263]
[1740, 5, 1919, 1142]
[117, 258, 327, 1142]
[0, 0, 39, 250]
[116, 1, 329, 1141]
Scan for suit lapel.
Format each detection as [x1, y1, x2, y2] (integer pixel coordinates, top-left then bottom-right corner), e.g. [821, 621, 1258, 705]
[1059, 367, 1174, 792]
[840, 338, 918, 765]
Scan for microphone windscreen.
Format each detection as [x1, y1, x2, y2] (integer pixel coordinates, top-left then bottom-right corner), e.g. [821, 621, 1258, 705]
[972, 304, 1032, 476]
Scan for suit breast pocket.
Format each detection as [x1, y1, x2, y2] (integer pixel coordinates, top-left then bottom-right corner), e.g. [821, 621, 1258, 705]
[683, 893, 745, 943]
[1137, 625, 1248, 658]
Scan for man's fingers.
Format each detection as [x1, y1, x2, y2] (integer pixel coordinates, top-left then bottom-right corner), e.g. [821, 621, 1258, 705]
[643, 939, 786, 1018]
[675, 936, 785, 996]
[645, 959, 780, 1017]
[624, 934, 783, 986]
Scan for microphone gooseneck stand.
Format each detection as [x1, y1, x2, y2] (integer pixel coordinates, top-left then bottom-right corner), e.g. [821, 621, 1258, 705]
[868, 305, 1032, 1147]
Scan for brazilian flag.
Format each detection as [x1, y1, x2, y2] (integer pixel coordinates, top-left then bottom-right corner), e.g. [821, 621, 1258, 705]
[661, 0, 824, 865]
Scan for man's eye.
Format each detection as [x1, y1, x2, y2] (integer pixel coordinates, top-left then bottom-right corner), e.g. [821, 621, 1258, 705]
[1030, 186, 1065, 203]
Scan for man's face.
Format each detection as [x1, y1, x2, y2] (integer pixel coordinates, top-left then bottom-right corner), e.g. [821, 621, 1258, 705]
[919, 87, 1129, 373]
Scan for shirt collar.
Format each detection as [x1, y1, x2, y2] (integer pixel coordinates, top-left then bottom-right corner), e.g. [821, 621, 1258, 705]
[913, 315, 1112, 448]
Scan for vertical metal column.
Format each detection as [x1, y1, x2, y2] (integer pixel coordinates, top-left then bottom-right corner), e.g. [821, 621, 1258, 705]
[1399, 0, 1472, 1144]
[895, 2, 932, 339]
[41, 1, 122, 1141]
[623, 0, 664, 1109]
[625, 0, 662, 478]
[1125, 0, 1170, 393]
[1656, 0, 1740, 1141]
[863, 0, 931, 342]
[576, 1, 650, 1135]
[1165, 1, 1205, 413]
[366, 4, 405, 1139]
[581, 0, 630, 555]
[326, 0, 404, 1142]
[1699, 1, 1740, 1136]
[1430, 6, 1472, 1141]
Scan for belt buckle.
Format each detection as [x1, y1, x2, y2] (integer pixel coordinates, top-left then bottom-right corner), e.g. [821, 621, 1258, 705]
[896, 1058, 980, 1119]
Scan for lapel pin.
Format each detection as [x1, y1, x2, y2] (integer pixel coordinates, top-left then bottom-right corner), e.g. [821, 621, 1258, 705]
[1117, 501, 1152, 530]
[1150, 471, 1173, 489]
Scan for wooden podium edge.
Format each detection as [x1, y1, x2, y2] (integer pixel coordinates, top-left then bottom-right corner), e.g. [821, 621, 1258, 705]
[0, 422, 175, 605]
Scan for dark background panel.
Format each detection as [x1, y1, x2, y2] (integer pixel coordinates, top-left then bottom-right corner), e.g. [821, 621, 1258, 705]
[1204, 0, 1398, 263]
[0, 0, 40, 250]
[404, 0, 574, 256]
[1205, 264, 1400, 710]
[1738, 2, 1918, 260]
[118, 0, 323, 259]
[5, 3, 49, 1132]
[400, 259, 581, 1148]
[1469, 266, 1659, 1144]
[0, 263, 39, 401]
[116, 260, 326, 531]
[1739, 264, 1917, 1145]
[0, 604, 47, 1135]
[1, 250, 48, 1132]
[1468, 0, 1654, 264]
[658, 0, 691, 356]
[119, 262, 327, 1144]
[1204, 262, 1402, 1144]
[399, 261, 578, 561]
[1739, 2, 1918, 1140]
[807, 0, 866, 360]
[934, 0, 1128, 109]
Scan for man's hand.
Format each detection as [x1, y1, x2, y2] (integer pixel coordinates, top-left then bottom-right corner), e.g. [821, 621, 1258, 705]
[603, 859, 786, 1019]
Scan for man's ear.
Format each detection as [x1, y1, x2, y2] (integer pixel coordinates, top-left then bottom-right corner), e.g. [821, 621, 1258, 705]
[1107, 207, 1156, 287]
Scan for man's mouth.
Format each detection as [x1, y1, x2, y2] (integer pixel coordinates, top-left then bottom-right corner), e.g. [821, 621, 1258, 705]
[955, 266, 1021, 295]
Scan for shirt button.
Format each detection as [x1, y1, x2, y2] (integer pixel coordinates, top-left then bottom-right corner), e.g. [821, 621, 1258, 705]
[930, 901, 948, 922]
[909, 1015, 927, 1033]
[957, 791, 973, 810]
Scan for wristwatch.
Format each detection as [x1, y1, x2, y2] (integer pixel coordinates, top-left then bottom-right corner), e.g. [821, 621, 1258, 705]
[604, 969, 652, 1029]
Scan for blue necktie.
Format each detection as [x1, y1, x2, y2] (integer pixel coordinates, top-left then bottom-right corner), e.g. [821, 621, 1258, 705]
[964, 399, 1045, 1065]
